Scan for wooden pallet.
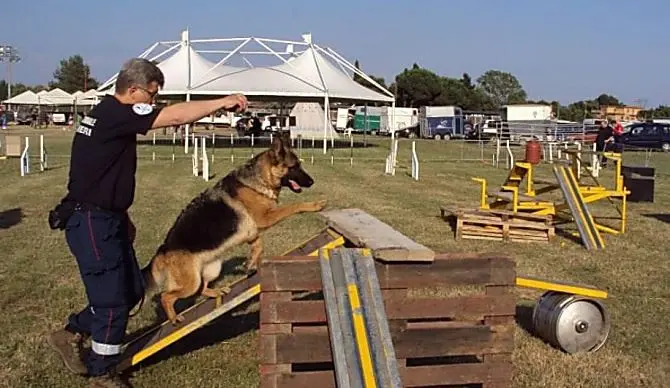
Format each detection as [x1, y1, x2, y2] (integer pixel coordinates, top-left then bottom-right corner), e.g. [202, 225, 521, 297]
[441, 206, 555, 243]
[259, 253, 516, 388]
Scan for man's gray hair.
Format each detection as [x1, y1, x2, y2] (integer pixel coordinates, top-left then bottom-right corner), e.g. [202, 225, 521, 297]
[114, 58, 165, 94]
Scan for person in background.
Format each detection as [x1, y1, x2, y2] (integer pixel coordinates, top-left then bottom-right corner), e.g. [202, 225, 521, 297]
[613, 119, 625, 140]
[595, 120, 615, 167]
[0, 104, 6, 129]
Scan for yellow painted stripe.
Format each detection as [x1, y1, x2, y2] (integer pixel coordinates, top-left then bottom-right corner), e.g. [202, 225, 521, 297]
[309, 236, 345, 256]
[322, 247, 331, 260]
[131, 284, 261, 365]
[559, 167, 597, 248]
[346, 283, 377, 388]
[326, 228, 343, 239]
[516, 277, 608, 299]
[281, 228, 341, 256]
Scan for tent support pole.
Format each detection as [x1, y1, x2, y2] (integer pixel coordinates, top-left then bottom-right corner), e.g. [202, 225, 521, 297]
[184, 93, 191, 154]
[322, 94, 329, 154]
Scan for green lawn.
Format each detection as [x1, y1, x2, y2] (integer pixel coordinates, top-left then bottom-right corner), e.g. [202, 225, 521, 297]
[0, 127, 668, 387]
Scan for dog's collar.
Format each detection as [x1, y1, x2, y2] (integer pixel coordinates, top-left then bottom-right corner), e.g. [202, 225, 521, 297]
[237, 177, 279, 200]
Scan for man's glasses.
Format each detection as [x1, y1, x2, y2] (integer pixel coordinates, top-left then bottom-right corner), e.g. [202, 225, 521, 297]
[134, 86, 159, 100]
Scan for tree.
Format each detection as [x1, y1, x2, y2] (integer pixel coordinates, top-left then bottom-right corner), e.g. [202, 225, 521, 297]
[461, 73, 474, 90]
[352, 59, 387, 93]
[49, 55, 99, 93]
[639, 105, 670, 119]
[393, 65, 445, 107]
[0, 81, 31, 101]
[476, 70, 527, 108]
[595, 93, 622, 107]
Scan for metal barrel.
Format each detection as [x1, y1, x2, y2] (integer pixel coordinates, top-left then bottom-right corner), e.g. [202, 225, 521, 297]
[532, 291, 611, 354]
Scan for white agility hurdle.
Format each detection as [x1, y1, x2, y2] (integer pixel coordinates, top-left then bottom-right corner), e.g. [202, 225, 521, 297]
[20, 137, 30, 177]
[192, 136, 199, 177]
[493, 139, 513, 168]
[40, 134, 48, 171]
[411, 141, 419, 181]
[19, 135, 48, 177]
[201, 137, 210, 182]
[192, 136, 210, 181]
[384, 136, 399, 176]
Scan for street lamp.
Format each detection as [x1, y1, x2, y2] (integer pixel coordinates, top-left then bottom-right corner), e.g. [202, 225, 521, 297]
[0, 45, 21, 102]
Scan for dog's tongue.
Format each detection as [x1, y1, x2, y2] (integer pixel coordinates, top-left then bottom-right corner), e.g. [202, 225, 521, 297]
[289, 180, 300, 190]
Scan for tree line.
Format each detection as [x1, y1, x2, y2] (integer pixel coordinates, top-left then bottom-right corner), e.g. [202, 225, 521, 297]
[353, 60, 669, 122]
[0, 55, 98, 102]
[1, 54, 668, 121]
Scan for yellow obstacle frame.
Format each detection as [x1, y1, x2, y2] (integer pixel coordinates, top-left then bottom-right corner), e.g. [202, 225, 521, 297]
[472, 151, 630, 237]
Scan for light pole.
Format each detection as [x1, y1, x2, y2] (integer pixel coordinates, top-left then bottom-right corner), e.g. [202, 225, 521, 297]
[0, 45, 21, 102]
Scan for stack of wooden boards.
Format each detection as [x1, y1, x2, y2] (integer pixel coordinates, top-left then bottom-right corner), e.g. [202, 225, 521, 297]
[441, 207, 555, 243]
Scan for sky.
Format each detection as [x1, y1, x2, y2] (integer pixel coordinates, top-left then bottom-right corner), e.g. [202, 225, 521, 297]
[2, 0, 669, 107]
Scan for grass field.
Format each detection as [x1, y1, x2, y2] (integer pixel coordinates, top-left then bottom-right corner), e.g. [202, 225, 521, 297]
[1, 127, 669, 388]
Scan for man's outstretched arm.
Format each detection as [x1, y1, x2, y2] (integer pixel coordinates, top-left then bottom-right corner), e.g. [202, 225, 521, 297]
[151, 94, 248, 129]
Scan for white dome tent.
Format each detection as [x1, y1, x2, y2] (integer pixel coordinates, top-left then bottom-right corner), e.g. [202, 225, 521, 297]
[289, 102, 337, 140]
[96, 30, 395, 154]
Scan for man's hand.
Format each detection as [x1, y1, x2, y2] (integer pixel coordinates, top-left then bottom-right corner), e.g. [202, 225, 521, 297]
[221, 94, 248, 113]
[152, 93, 249, 129]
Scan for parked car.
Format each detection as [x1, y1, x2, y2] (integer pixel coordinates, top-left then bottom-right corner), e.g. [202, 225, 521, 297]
[619, 121, 670, 152]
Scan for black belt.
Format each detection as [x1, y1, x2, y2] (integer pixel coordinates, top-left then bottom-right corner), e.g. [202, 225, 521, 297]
[73, 202, 126, 217]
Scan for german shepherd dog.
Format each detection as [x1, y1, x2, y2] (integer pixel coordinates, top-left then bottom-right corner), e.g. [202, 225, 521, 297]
[142, 133, 326, 324]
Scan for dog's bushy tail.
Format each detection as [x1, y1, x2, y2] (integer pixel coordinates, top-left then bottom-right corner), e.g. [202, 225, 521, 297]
[141, 248, 167, 294]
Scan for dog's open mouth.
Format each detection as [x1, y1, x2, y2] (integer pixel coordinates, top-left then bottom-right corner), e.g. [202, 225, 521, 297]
[288, 179, 302, 192]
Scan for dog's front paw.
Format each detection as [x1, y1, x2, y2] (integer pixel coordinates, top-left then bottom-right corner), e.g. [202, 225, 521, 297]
[306, 199, 327, 212]
[245, 261, 258, 275]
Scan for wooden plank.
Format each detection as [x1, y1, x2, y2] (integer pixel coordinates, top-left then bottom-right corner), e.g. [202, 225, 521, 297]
[264, 362, 513, 388]
[260, 326, 514, 364]
[451, 207, 553, 243]
[262, 294, 516, 324]
[441, 206, 552, 224]
[261, 255, 515, 291]
[319, 208, 435, 262]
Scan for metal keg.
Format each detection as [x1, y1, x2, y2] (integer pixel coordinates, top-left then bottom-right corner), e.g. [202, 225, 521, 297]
[532, 291, 610, 354]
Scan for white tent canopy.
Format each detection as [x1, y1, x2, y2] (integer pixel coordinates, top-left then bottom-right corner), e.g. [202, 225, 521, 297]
[3, 90, 38, 104]
[96, 30, 396, 153]
[289, 102, 339, 140]
[190, 47, 394, 103]
[3, 88, 100, 106]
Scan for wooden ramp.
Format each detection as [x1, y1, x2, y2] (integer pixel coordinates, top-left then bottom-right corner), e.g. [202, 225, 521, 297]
[553, 165, 605, 250]
[115, 228, 345, 372]
[320, 208, 435, 262]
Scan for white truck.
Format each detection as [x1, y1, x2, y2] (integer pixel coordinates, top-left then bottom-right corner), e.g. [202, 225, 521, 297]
[500, 104, 554, 143]
[501, 104, 553, 122]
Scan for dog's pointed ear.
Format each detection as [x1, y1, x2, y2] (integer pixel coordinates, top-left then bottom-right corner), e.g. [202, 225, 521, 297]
[270, 132, 286, 162]
[279, 131, 292, 148]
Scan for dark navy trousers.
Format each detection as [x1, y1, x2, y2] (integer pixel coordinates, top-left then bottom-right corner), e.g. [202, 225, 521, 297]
[64, 207, 144, 376]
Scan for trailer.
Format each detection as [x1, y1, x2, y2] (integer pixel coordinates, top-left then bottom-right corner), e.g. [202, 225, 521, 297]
[418, 106, 465, 140]
[334, 108, 353, 132]
[352, 106, 382, 134]
[377, 107, 418, 135]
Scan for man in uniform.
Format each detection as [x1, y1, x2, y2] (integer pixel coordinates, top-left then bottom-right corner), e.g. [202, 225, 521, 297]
[595, 119, 615, 167]
[46, 58, 248, 387]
